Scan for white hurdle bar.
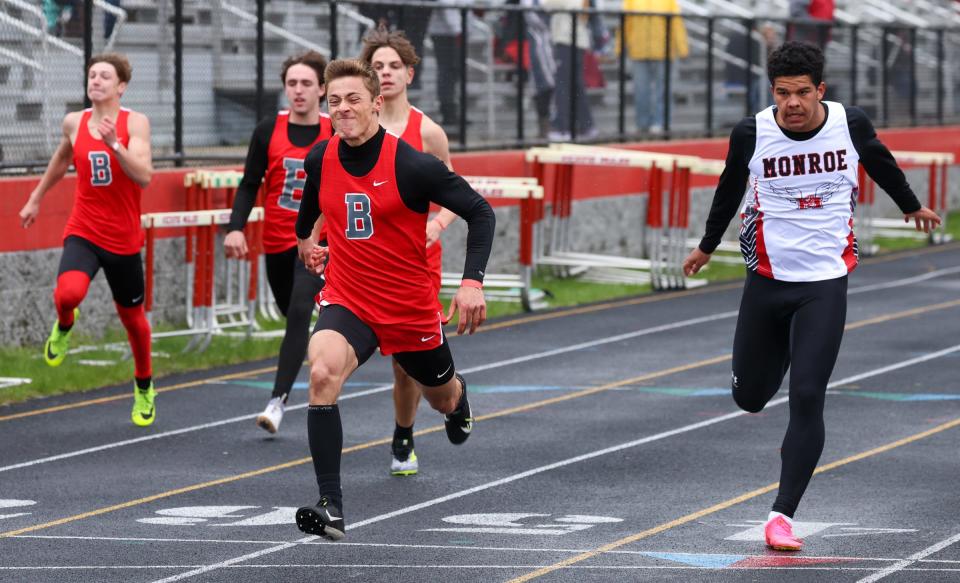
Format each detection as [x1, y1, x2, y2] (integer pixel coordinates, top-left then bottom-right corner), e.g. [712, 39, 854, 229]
[142, 207, 264, 351]
[439, 176, 547, 311]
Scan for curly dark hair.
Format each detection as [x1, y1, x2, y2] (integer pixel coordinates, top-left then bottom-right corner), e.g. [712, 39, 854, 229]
[767, 41, 825, 86]
[359, 26, 421, 67]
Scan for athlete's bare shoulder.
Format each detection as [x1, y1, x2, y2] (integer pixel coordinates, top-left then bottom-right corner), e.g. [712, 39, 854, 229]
[125, 109, 152, 137]
[419, 114, 452, 167]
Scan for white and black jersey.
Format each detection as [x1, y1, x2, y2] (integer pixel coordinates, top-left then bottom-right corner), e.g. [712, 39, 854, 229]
[699, 102, 921, 282]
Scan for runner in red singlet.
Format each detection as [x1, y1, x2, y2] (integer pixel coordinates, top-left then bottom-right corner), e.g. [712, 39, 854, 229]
[223, 51, 333, 434]
[19, 52, 156, 426]
[291, 59, 495, 541]
[360, 27, 461, 476]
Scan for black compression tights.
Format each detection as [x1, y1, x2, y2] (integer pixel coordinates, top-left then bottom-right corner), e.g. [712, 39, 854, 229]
[731, 271, 848, 518]
[264, 248, 325, 402]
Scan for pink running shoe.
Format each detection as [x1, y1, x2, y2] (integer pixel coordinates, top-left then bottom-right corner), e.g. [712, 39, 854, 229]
[765, 515, 803, 551]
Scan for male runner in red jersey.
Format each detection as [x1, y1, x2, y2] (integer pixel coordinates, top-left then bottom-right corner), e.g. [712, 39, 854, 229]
[292, 59, 495, 541]
[19, 53, 156, 426]
[223, 51, 333, 434]
[360, 27, 461, 476]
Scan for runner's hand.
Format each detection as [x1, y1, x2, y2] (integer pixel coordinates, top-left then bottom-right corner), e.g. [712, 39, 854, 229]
[223, 230, 248, 258]
[426, 218, 444, 247]
[683, 248, 712, 277]
[446, 286, 486, 335]
[904, 207, 941, 233]
[98, 116, 118, 149]
[19, 198, 40, 228]
[308, 245, 328, 276]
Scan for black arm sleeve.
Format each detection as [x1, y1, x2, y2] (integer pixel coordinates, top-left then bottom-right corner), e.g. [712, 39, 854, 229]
[295, 141, 329, 240]
[698, 118, 756, 254]
[396, 142, 496, 283]
[846, 107, 921, 214]
[227, 118, 275, 232]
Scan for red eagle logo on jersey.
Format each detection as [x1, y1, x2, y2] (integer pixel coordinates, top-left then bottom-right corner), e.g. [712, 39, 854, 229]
[769, 176, 846, 210]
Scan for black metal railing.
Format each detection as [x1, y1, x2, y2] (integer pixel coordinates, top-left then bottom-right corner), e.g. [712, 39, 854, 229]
[1, 0, 955, 172]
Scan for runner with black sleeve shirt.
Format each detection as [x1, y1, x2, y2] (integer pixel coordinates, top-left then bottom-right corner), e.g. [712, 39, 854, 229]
[292, 59, 495, 541]
[224, 51, 333, 434]
[683, 42, 940, 552]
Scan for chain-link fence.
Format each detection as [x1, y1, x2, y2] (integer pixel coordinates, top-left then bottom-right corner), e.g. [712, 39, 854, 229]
[0, 0, 957, 171]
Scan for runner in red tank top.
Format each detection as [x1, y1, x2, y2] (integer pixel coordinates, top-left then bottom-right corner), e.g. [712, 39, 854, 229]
[18, 52, 157, 427]
[291, 59, 495, 541]
[361, 27, 461, 476]
[223, 51, 333, 434]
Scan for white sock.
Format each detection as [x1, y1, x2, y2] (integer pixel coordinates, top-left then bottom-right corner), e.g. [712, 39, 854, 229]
[767, 511, 792, 526]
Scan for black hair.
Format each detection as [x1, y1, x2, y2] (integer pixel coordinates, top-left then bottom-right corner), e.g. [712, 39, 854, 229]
[766, 41, 825, 86]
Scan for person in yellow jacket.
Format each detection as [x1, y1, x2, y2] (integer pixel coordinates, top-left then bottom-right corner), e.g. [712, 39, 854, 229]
[622, 0, 688, 134]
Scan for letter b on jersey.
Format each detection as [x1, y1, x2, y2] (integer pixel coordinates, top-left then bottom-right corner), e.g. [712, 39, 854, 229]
[278, 157, 306, 211]
[345, 193, 373, 240]
[89, 152, 112, 186]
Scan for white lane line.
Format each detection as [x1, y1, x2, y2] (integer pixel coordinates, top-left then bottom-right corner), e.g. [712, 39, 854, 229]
[7, 564, 960, 573]
[6, 264, 958, 475]
[149, 343, 960, 583]
[0, 312, 736, 475]
[846, 265, 960, 295]
[856, 531, 960, 582]
[15, 535, 960, 565]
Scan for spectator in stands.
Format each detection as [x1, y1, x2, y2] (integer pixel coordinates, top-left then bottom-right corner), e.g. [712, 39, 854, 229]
[542, 0, 596, 141]
[358, 1, 435, 90]
[724, 23, 778, 114]
[787, 0, 834, 50]
[522, 0, 558, 138]
[104, 0, 122, 40]
[622, 0, 688, 135]
[43, 0, 78, 37]
[428, 5, 462, 131]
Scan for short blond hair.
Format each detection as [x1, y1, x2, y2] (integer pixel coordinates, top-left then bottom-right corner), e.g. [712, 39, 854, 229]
[324, 59, 380, 98]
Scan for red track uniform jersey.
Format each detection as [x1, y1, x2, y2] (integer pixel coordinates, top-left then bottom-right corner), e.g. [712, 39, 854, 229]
[263, 111, 333, 253]
[64, 108, 143, 255]
[399, 107, 443, 292]
[742, 101, 860, 282]
[318, 133, 442, 333]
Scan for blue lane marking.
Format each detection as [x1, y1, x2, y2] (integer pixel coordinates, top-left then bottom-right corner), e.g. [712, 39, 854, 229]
[642, 552, 746, 569]
[631, 387, 730, 397]
[834, 390, 960, 402]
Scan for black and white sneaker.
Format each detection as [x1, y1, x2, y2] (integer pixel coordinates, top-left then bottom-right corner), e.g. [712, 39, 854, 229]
[390, 436, 419, 476]
[444, 373, 473, 445]
[295, 496, 345, 541]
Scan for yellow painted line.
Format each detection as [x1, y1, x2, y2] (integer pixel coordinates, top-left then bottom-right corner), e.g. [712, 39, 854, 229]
[7, 239, 954, 422]
[507, 415, 960, 583]
[846, 298, 960, 330]
[2, 296, 957, 538]
[0, 366, 277, 423]
[0, 355, 731, 539]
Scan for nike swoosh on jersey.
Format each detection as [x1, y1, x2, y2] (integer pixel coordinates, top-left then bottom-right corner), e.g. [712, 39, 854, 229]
[373, 180, 389, 187]
[421, 335, 437, 342]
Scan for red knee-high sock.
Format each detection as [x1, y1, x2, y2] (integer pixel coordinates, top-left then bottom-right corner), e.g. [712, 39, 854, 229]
[54, 271, 91, 329]
[116, 303, 152, 379]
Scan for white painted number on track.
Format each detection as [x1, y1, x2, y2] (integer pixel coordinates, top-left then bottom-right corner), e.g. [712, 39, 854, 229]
[422, 513, 624, 536]
[138, 506, 295, 526]
[0, 499, 35, 521]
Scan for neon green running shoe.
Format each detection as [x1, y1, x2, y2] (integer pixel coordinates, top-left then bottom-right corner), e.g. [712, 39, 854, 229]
[44, 308, 79, 367]
[131, 382, 157, 427]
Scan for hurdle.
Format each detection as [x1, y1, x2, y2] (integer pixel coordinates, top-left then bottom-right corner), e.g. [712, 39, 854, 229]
[142, 205, 264, 351]
[439, 176, 548, 311]
[526, 143, 714, 290]
[856, 150, 954, 255]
